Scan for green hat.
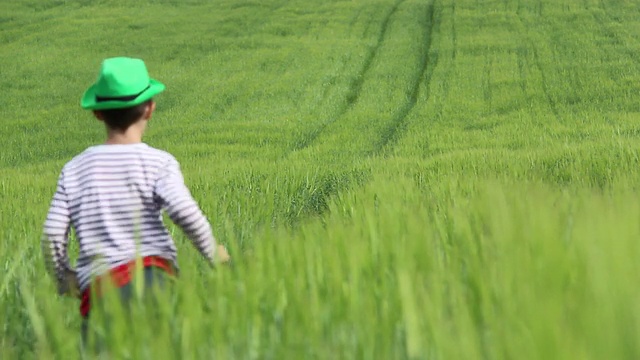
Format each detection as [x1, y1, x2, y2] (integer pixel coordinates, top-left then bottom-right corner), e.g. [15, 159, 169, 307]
[81, 57, 165, 110]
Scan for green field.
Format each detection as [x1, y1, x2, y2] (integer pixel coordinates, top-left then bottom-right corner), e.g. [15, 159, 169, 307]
[2, 0, 640, 358]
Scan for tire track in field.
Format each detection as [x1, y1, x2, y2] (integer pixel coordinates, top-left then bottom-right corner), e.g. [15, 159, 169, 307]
[291, 0, 405, 152]
[482, 53, 493, 112]
[431, 0, 456, 123]
[593, 3, 640, 66]
[530, 45, 560, 122]
[514, 9, 561, 122]
[589, 2, 640, 113]
[510, 6, 535, 110]
[347, 6, 364, 37]
[427, 0, 455, 124]
[374, 0, 438, 155]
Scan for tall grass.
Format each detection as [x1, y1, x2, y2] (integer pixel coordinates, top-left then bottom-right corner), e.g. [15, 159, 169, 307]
[2, 0, 640, 358]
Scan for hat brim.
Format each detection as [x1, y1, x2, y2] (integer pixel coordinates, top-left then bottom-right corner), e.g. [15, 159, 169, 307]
[81, 78, 165, 110]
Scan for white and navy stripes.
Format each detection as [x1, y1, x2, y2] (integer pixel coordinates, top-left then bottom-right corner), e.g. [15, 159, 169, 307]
[42, 143, 216, 293]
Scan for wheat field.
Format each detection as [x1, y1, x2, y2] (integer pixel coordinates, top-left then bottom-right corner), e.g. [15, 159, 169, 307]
[2, 0, 640, 358]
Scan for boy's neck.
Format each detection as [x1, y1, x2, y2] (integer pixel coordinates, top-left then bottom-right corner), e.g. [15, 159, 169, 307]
[105, 128, 144, 145]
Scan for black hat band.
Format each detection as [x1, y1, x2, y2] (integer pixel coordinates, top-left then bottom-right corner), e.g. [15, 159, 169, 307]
[95, 84, 151, 103]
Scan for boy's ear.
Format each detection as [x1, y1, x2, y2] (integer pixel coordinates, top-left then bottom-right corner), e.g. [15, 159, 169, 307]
[143, 101, 156, 120]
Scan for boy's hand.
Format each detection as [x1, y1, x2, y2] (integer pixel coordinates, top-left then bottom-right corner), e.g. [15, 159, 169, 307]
[215, 244, 231, 264]
[61, 268, 80, 298]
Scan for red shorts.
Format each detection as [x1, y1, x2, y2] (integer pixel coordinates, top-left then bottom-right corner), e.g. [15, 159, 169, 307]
[79, 256, 174, 317]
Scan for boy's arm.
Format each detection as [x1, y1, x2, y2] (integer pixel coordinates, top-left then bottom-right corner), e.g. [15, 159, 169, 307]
[41, 170, 76, 296]
[154, 157, 218, 265]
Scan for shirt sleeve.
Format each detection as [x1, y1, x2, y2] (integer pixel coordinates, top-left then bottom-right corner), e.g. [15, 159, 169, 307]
[154, 156, 217, 264]
[41, 170, 75, 295]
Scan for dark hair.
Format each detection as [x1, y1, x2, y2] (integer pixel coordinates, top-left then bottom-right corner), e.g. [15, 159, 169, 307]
[97, 100, 152, 131]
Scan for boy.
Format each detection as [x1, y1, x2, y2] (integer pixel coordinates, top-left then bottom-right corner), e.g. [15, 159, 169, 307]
[41, 57, 229, 341]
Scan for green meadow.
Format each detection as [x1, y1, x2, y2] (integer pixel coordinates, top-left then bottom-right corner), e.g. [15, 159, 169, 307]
[2, 0, 640, 358]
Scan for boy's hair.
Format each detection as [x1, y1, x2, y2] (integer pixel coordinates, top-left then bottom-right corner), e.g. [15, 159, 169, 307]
[97, 99, 152, 131]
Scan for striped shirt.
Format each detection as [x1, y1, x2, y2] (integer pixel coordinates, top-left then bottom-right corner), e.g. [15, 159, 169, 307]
[41, 143, 216, 294]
